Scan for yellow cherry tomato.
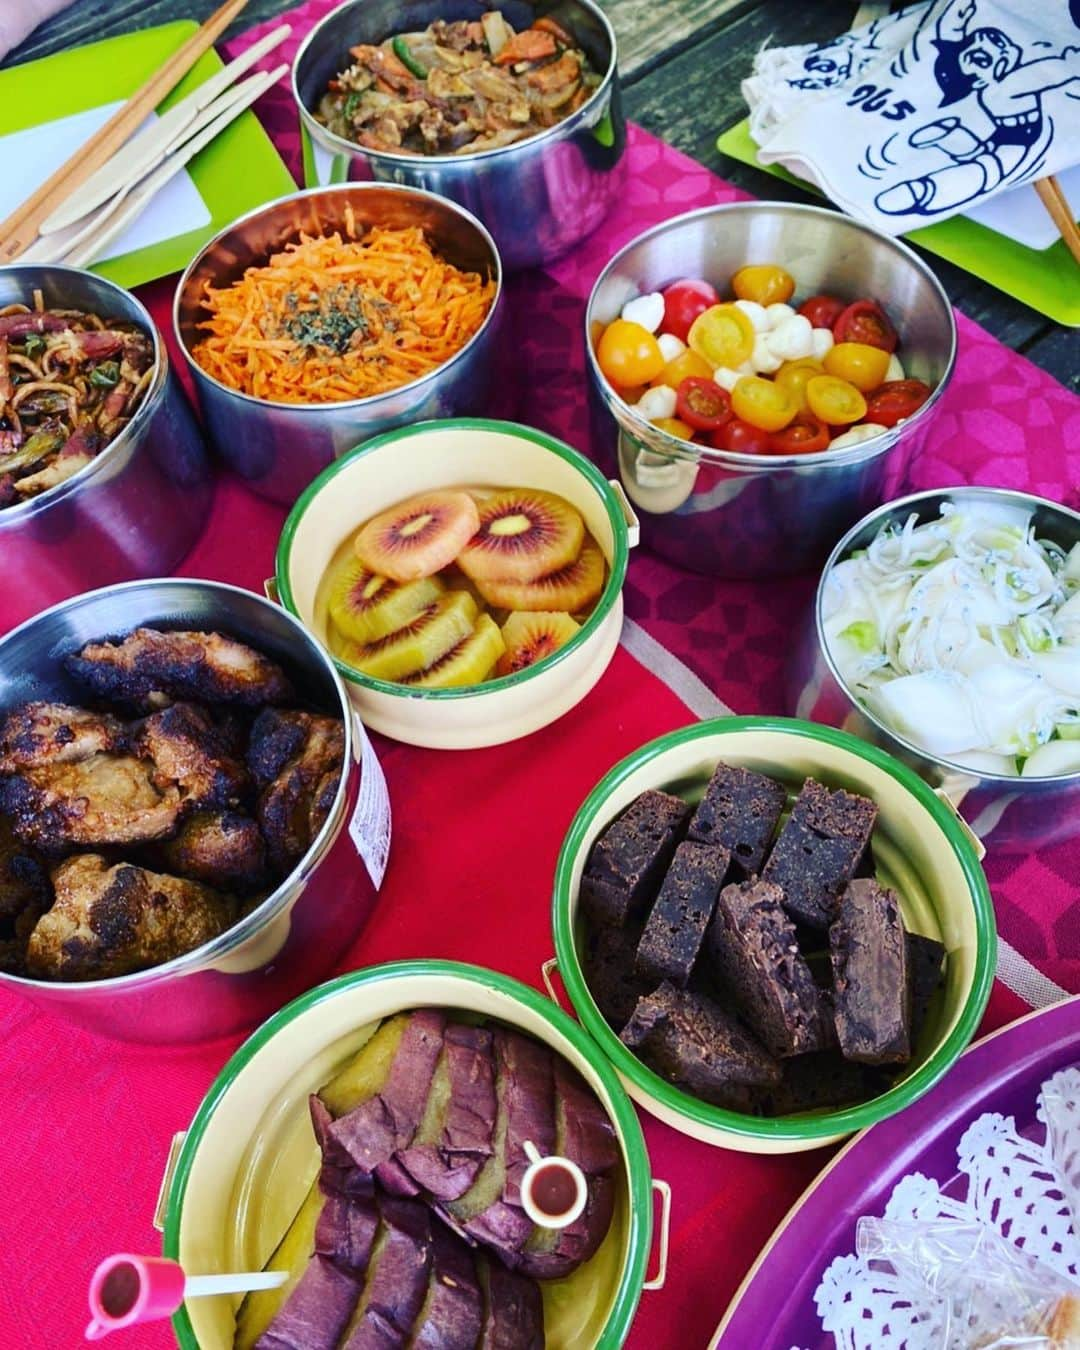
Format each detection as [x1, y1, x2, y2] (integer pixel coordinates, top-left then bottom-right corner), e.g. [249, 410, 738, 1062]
[774, 358, 825, 411]
[597, 319, 665, 388]
[650, 347, 713, 389]
[806, 375, 868, 426]
[730, 375, 797, 432]
[731, 263, 795, 306]
[652, 417, 695, 440]
[687, 303, 754, 369]
[823, 341, 892, 393]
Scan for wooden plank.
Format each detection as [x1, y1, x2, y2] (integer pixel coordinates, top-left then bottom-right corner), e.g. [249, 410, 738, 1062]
[1018, 328, 1080, 395]
[604, 0, 748, 79]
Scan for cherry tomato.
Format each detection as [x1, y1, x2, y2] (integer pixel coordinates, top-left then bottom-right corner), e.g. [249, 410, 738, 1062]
[823, 341, 891, 393]
[597, 319, 665, 387]
[833, 299, 898, 353]
[767, 412, 830, 454]
[806, 375, 867, 426]
[865, 378, 932, 428]
[797, 294, 846, 329]
[650, 347, 713, 389]
[675, 377, 732, 431]
[730, 375, 797, 432]
[652, 416, 695, 440]
[661, 279, 720, 342]
[731, 264, 795, 307]
[709, 417, 771, 454]
[774, 358, 824, 411]
[687, 303, 755, 369]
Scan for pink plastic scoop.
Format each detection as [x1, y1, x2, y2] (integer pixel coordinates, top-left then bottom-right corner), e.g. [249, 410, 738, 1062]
[86, 1253, 287, 1340]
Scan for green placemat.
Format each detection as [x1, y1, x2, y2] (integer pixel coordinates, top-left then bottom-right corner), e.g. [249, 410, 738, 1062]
[717, 119, 1080, 328]
[0, 22, 297, 290]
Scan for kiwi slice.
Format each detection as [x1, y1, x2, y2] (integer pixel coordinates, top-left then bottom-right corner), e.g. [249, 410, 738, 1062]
[335, 591, 479, 682]
[404, 614, 506, 689]
[457, 489, 585, 584]
[496, 611, 580, 677]
[353, 490, 480, 582]
[326, 553, 444, 645]
[475, 539, 605, 613]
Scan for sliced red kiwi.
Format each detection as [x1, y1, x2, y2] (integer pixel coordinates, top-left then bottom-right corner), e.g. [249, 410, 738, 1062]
[496, 612, 580, 677]
[333, 591, 479, 681]
[474, 539, 605, 613]
[354, 490, 481, 582]
[326, 553, 445, 644]
[456, 489, 584, 585]
[404, 614, 506, 689]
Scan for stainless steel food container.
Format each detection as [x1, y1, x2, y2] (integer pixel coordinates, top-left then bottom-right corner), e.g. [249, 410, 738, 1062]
[584, 202, 957, 579]
[292, 0, 626, 270]
[173, 184, 505, 507]
[0, 265, 211, 632]
[0, 578, 384, 1043]
[789, 486, 1080, 851]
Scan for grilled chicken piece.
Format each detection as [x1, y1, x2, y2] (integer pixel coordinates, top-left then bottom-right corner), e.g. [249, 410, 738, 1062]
[134, 702, 248, 811]
[0, 702, 125, 773]
[248, 709, 345, 870]
[65, 628, 294, 709]
[0, 819, 51, 974]
[160, 811, 267, 892]
[25, 853, 234, 981]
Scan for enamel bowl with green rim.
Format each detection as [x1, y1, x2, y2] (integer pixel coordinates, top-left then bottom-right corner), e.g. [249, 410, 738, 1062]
[275, 418, 637, 749]
[551, 717, 996, 1153]
[162, 960, 659, 1349]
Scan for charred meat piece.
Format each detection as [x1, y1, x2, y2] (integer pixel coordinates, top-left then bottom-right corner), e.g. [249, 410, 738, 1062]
[66, 627, 294, 708]
[580, 788, 689, 929]
[686, 762, 787, 878]
[159, 810, 267, 892]
[0, 701, 125, 773]
[635, 840, 730, 987]
[134, 701, 248, 811]
[829, 878, 911, 1065]
[25, 853, 234, 980]
[0, 819, 51, 974]
[248, 709, 345, 870]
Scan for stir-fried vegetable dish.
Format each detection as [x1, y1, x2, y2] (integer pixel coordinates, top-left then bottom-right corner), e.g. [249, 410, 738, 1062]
[0, 294, 154, 508]
[317, 11, 600, 156]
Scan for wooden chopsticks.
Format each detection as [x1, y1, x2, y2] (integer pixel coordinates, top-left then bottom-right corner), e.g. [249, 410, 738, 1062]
[0, 0, 250, 263]
[1034, 177, 1080, 267]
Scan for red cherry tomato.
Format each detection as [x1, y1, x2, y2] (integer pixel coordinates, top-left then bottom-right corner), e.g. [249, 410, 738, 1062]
[675, 376, 732, 431]
[767, 412, 830, 454]
[797, 294, 846, 329]
[709, 417, 771, 454]
[865, 378, 932, 427]
[661, 278, 720, 342]
[833, 299, 898, 353]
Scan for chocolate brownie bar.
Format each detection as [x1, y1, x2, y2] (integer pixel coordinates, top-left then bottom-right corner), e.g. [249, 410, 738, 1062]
[583, 919, 655, 1033]
[761, 779, 878, 929]
[830, 878, 911, 1065]
[687, 762, 787, 877]
[760, 1051, 884, 1115]
[907, 930, 946, 1046]
[635, 841, 730, 987]
[708, 879, 829, 1057]
[580, 789, 689, 928]
[620, 981, 780, 1107]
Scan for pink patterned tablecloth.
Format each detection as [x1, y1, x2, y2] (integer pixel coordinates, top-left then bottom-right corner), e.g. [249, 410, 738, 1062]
[0, 6, 1077, 1348]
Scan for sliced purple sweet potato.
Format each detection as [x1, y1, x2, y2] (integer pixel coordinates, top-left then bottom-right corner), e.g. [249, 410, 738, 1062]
[519, 1172, 616, 1279]
[253, 1254, 360, 1350]
[477, 1258, 544, 1350]
[339, 1195, 432, 1350]
[551, 1059, 618, 1176]
[409, 1222, 484, 1350]
[310, 1096, 375, 1200]
[315, 1192, 379, 1277]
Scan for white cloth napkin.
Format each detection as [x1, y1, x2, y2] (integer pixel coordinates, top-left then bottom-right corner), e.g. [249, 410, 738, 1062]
[743, 0, 1080, 235]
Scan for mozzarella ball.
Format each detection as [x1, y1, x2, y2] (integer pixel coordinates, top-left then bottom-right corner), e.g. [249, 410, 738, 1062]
[766, 314, 814, 362]
[885, 353, 905, 382]
[828, 422, 888, 449]
[810, 326, 835, 361]
[657, 332, 687, 363]
[621, 292, 665, 333]
[764, 302, 796, 329]
[733, 299, 770, 333]
[750, 334, 783, 374]
[635, 384, 678, 421]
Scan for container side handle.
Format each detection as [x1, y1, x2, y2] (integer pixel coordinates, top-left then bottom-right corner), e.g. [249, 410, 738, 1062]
[933, 783, 986, 861]
[153, 1131, 188, 1233]
[608, 478, 641, 549]
[263, 577, 281, 604]
[643, 1178, 672, 1291]
[540, 957, 563, 1008]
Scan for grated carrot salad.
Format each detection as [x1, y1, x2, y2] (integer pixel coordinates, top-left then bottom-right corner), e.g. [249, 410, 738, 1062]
[190, 214, 496, 405]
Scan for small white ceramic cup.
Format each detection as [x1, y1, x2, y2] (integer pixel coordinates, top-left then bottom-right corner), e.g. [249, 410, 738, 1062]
[519, 1139, 588, 1229]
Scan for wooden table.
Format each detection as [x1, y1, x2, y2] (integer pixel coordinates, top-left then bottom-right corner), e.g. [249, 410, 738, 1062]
[5, 0, 1076, 388]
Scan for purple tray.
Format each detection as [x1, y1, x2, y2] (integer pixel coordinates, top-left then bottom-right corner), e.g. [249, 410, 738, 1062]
[711, 995, 1080, 1349]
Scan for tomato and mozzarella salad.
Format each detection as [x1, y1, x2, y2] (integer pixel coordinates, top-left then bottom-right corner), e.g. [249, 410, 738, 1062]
[594, 263, 933, 455]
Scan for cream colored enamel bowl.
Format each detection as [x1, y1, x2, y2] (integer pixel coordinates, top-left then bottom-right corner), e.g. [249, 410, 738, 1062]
[275, 418, 637, 749]
[161, 961, 662, 1349]
[551, 718, 996, 1153]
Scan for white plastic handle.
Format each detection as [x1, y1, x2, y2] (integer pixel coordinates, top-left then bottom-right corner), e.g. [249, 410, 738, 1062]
[643, 1178, 672, 1291]
[540, 957, 563, 1008]
[608, 477, 641, 549]
[153, 1131, 187, 1233]
[932, 784, 987, 861]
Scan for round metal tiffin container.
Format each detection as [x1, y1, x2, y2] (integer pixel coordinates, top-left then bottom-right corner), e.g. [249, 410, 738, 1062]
[0, 578, 382, 1044]
[790, 485, 1080, 852]
[160, 961, 662, 1349]
[274, 418, 637, 749]
[550, 717, 996, 1153]
[584, 202, 957, 579]
[0, 264, 212, 629]
[173, 184, 504, 506]
[292, 0, 626, 271]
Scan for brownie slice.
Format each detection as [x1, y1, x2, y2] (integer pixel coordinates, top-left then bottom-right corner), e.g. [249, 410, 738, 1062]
[635, 841, 730, 986]
[707, 879, 829, 1058]
[830, 878, 911, 1065]
[762, 779, 878, 930]
[620, 981, 779, 1108]
[760, 1051, 884, 1116]
[687, 763, 787, 877]
[907, 930, 946, 1046]
[580, 789, 689, 928]
[582, 919, 655, 1034]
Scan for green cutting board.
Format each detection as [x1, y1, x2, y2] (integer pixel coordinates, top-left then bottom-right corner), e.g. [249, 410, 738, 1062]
[717, 119, 1080, 328]
[0, 22, 297, 290]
